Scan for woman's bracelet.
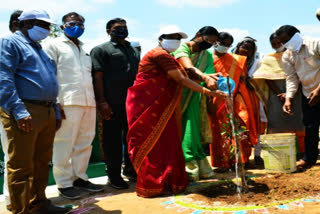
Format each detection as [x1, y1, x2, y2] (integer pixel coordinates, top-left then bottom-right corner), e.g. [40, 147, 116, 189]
[202, 74, 208, 82]
[202, 87, 207, 95]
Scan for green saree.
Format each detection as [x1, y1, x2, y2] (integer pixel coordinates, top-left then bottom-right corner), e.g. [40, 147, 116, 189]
[172, 43, 215, 162]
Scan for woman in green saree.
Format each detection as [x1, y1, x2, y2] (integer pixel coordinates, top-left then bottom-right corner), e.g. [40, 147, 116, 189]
[172, 26, 220, 181]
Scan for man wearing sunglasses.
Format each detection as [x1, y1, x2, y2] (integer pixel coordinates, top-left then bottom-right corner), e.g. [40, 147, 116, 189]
[43, 12, 104, 200]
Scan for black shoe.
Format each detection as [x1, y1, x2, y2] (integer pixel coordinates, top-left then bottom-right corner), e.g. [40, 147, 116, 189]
[122, 166, 137, 181]
[58, 187, 81, 200]
[32, 200, 72, 214]
[108, 177, 129, 189]
[254, 156, 264, 165]
[73, 178, 104, 192]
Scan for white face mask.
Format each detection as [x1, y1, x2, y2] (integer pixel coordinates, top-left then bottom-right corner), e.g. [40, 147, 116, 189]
[275, 45, 285, 53]
[283, 32, 303, 52]
[28, 26, 50, 42]
[160, 39, 181, 53]
[215, 44, 229, 54]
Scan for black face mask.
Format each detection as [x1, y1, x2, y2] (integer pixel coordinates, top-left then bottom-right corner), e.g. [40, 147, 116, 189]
[111, 27, 128, 39]
[198, 40, 213, 50]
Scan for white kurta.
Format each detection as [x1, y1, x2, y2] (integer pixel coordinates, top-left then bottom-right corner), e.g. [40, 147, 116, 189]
[282, 39, 320, 98]
[43, 35, 96, 188]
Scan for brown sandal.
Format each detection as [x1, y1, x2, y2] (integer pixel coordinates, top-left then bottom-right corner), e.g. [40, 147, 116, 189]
[296, 159, 312, 169]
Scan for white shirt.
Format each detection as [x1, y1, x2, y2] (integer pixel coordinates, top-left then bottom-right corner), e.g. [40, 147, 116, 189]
[43, 35, 96, 107]
[282, 38, 320, 98]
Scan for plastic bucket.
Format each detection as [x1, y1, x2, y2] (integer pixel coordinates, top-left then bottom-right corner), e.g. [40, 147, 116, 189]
[261, 133, 297, 173]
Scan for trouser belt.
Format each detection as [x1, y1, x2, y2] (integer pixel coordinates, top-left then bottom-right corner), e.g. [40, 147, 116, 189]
[22, 99, 55, 107]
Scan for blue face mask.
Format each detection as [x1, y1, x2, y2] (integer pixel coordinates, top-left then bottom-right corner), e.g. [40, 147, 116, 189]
[28, 26, 50, 42]
[64, 26, 84, 38]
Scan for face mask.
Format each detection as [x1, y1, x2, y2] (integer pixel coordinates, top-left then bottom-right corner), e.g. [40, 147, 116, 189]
[64, 26, 84, 38]
[28, 26, 50, 42]
[160, 39, 181, 52]
[215, 44, 229, 53]
[197, 37, 213, 50]
[283, 32, 303, 52]
[111, 27, 128, 39]
[275, 46, 285, 53]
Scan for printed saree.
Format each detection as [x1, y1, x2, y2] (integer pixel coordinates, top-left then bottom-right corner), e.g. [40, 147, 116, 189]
[126, 47, 188, 198]
[210, 53, 258, 168]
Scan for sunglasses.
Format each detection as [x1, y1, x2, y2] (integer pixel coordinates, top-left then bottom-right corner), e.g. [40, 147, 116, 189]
[64, 21, 84, 28]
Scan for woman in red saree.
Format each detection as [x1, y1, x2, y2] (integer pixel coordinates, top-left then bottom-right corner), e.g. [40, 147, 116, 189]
[210, 32, 258, 171]
[126, 26, 225, 198]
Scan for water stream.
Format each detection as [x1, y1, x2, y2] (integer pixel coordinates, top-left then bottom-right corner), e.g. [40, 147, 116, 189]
[225, 96, 242, 198]
[225, 76, 247, 197]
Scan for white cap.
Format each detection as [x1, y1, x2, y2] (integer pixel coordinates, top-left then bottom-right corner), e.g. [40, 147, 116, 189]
[18, 10, 56, 24]
[130, 41, 141, 48]
[159, 25, 188, 39]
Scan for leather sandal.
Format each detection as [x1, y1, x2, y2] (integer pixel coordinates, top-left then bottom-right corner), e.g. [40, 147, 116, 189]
[296, 159, 312, 169]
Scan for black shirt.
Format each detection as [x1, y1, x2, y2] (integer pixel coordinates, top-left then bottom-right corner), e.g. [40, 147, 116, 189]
[91, 40, 139, 105]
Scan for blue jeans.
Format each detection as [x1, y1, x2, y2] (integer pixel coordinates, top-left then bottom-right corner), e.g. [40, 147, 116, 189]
[301, 95, 320, 165]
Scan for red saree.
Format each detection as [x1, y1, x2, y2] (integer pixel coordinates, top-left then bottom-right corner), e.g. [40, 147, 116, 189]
[126, 47, 188, 198]
[210, 53, 258, 168]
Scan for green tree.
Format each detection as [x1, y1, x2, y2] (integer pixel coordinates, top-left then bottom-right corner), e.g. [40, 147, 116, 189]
[49, 24, 61, 38]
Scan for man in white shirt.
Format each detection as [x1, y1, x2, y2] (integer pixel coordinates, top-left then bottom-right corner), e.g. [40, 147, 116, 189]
[276, 25, 320, 169]
[43, 12, 103, 200]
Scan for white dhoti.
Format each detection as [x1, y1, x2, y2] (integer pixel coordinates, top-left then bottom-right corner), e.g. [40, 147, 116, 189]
[52, 106, 96, 188]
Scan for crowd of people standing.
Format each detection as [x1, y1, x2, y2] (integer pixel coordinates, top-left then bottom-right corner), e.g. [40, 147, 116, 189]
[0, 8, 319, 214]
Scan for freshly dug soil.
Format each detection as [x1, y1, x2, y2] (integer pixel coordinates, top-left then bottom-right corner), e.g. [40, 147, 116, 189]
[184, 166, 320, 207]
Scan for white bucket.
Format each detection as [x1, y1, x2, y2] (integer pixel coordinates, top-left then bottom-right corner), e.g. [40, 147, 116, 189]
[261, 133, 297, 173]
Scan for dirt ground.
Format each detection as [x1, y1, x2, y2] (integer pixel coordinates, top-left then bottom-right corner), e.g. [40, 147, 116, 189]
[187, 168, 320, 206]
[2, 159, 320, 214]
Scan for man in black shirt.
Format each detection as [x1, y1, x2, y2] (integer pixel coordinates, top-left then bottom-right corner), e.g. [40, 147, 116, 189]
[91, 18, 139, 189]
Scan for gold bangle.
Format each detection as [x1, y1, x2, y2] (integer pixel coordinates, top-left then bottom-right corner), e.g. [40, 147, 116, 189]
[202, 87, 206, 95]
[202, 74, 207, 82]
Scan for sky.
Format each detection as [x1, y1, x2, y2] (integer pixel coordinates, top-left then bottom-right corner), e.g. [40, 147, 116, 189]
[0, 0, 320, 57]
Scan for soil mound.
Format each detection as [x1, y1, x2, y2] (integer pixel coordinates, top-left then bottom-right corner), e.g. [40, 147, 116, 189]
[184, 166, 320, 207]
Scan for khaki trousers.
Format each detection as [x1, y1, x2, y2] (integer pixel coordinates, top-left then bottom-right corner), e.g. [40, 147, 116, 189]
[0, 103, 56, 214]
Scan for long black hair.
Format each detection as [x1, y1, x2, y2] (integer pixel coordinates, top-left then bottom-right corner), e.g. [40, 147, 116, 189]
[191, 26, 218, 40]
[234, 38, 257, 72]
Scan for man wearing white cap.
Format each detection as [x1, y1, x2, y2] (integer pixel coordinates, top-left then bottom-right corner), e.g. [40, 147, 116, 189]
[0, 10, 22, 212]
[0, 9, 71, 214]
